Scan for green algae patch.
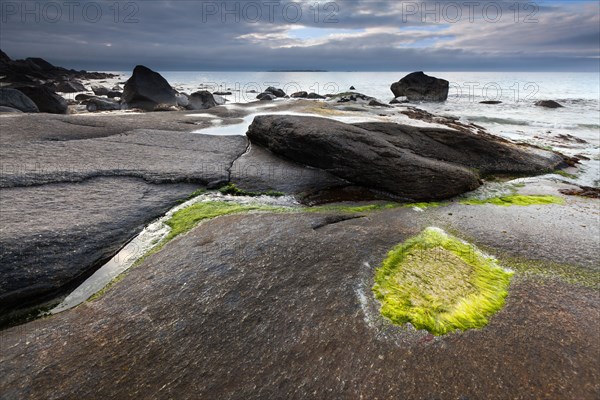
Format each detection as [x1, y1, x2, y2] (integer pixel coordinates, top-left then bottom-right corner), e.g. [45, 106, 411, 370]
[164, 201, 287, 242]
[218, 183, 285, 197]
[460, 194, 564, 207]
[373, 227, 513, 335]
[307, 203, 400, 213]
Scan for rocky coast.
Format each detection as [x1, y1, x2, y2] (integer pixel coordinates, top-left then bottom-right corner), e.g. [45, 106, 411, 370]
[1, 55, 598, 399]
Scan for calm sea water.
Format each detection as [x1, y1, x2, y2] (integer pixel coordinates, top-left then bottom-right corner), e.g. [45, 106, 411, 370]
[113, 71, 600, 186]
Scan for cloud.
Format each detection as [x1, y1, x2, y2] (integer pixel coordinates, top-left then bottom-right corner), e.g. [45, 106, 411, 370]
[0, 0, 597, 71]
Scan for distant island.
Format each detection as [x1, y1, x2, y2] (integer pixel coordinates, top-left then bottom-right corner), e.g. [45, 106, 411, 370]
[268, 69, 329, 72]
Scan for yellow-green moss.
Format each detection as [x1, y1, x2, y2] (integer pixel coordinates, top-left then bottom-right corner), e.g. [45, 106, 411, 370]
[307, 203, 400, 213]
[373, 227, 513, 335]
[460, 194, 564, 206]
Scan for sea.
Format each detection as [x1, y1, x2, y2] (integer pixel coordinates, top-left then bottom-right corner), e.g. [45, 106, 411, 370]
[109, 71, 600, 187]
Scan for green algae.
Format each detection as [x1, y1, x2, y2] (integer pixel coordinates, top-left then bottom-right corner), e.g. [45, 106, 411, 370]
[460, 194, 564, 206]
[554, 170, 577, 179]
[373, 227, 513, 336]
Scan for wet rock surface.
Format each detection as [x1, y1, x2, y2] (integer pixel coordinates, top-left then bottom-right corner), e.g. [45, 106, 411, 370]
[0, 177, 198, 320]
[0, 204, 598, 399]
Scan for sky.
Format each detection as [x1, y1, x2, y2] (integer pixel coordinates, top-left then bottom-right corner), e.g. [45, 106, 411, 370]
[0, 0, 599, 71]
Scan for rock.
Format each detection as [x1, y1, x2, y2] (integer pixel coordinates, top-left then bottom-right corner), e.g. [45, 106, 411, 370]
[368, 99, 391, 107]
[480, 100, 503, 105]
[391, 71, 449, 102]
[350, 86, 356, 90]
[213, 94, 227, 105]
[247, 115, 480, 200]
[213, 91, 232, 96]
[257, 92, 276, 101]
[291, 91, 308, 98]
[175, 93, 189, 107]
[55, 80, 86, 93]
[328, 92, 374, 103]
[535, 100, 564, 109]
[112, 85, 122, 91]
[0, 106, 23, 113]
[355, 121, 565, 176]
[265, 86, 286, 97]
[247, 116, 565, 200]
[187, 90, 218, 110]
[246, 89, 258, 93]
[0, 49, 11, 63]
[85, 97, 121, 112]
[122, 65, 177, 111]
[0, 88, 39, 112]
[75, 93, 94, 101]
[307, 92, 326, 99]
[12, 86, 67, 114]
[91, 85, 110, 96]
[107, 91, 122, 99]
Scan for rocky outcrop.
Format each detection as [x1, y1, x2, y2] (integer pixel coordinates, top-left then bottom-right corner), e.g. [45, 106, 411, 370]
[535, 100, 564, 108]
[246, 116, 565, 200]
[0, 88, 39, 112]
[13, 86, 67, 114]
[307, 92, 326, 99]
[187, 90, 218, 110]
[257, 92, 276, 101]
[265, 86, 286, 97]
[92, 85, 110, 96]
[391, 71, 449, 102]
[247, 115, 480, 200]
[122, 65, 177, 111]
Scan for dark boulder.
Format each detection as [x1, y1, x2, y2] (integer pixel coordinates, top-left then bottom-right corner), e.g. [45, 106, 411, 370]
[0, 88, 39, 112]
[84, 97, 122, 112]
[265, 86, 286, 97]
[291, 91, 308, 98]
[257, 92, 276, 101]
[0, 106, 23, 113]
[247, 115, 565, 200]
[12, 86, 67, 114]
[213, 91, 232, 95]
[247, 115, 480, 200]
[54, 80, 86, 93]
[480, 100, 503, 105]
[307, 92, 326, 99]
[391, 71, 449, 102]
[350, 86, 356, 90]
[92, 85, 110, 96]
[187, 90, 218, 110]
[122, 65, 177, 111]
[75, 93, 94, 101]
[107, 91, 122, 98]
[535, 100, 564, 109]
[0, 49, 11, 63]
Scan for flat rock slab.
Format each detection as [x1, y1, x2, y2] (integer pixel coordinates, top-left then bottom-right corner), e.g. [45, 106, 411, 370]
[0, 130, 248, 187]
[0, 203, 598, 399]
[0, 177, 198, 320]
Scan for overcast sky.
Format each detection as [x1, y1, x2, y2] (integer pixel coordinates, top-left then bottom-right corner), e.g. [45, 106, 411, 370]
[1, 0, 598, 71]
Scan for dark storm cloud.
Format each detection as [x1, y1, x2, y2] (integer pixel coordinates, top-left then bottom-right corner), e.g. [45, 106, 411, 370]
[0, 0, 598, 71]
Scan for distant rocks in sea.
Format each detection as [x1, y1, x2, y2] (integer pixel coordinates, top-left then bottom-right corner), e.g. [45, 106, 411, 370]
[480, 100, 503, 105]
[535, 100, 564, 109]
[256, 86, 286, 100]
[391, 71, 449, 102]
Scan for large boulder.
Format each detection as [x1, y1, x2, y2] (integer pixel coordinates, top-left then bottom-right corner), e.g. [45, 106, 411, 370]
[54, 80, 86, 93]
[122, 65, 177, 111]
[391, 71, 449, 102]
[247, 116, 565, 200]
[12, 86, 67, 114]
[187, 90, 217, 110]
[92, 85, 110, 96]
[0, 106, 23, 113]
[291, 91, 308, 98]
[247, 115, 480, 200]
[0, 88, 39, 112]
